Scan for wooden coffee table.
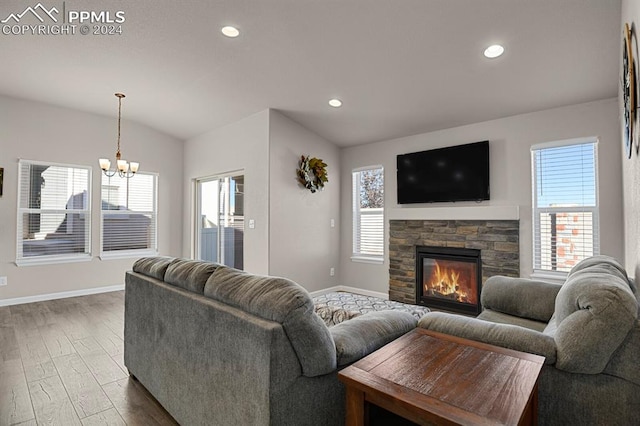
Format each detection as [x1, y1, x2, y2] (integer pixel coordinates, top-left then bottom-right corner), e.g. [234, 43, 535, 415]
[338, 328, 545, 426]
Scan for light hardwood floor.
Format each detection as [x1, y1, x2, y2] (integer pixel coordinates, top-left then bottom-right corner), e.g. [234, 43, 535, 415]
[0, 291, 178, 426]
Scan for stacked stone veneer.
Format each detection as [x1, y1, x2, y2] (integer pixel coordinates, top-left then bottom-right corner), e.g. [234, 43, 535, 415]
[389, 220, 520, 304]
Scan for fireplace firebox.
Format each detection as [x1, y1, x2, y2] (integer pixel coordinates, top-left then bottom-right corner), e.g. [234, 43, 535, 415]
[416, 246, 482, 315]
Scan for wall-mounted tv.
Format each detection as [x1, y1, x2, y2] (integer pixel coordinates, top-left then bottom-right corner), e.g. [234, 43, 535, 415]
[397, 141, 490, 204]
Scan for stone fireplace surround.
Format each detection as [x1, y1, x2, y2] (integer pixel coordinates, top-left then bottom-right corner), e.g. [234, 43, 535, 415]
[389, 219, 520, 305]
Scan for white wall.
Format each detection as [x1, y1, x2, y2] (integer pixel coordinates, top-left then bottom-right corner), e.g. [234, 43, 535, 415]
[339, 98, 623, 294]
[182, 110, 270, 274]
[182, 109, 342, 290]
[621, 0, 640, 279]
[268, 110, 340, 292]
[0, 95, 183, 301]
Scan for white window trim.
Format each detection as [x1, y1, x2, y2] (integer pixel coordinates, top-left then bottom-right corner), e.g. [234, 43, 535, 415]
[352, 165, 385, 263]
[351, 255, 384, 265]
[16, 254, 93, 267]
[99, 171, 159, 260]
[530, 269, 567, 284]
[530, 136, 596, 151]
[16, 159, 92, 267]
[530, 137, 599, 275]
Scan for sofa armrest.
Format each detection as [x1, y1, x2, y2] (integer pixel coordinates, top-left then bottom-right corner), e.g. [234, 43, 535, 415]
[330, 311, 416, 367]
[418, 312, 557, 364]
[482, 276, 561, 322]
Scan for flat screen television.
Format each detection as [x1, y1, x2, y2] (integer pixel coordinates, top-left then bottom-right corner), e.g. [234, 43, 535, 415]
[397, 141, 490, 204]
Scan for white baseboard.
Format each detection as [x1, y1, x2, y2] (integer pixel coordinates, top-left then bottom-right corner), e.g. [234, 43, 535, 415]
[309, 285, 388, 300]
[3, 283, 388, 307]
[0, 284, 125, 307]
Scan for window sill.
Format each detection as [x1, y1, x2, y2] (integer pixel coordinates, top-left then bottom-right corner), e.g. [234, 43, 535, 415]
[351, 255, 384, 265]
[100, 249, 158, 260]
[530, 270, 567, 285]
[16, 254, 92, 267]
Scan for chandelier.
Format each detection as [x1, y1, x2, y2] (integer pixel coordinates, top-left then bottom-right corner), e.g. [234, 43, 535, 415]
[99, 93, 139, 178]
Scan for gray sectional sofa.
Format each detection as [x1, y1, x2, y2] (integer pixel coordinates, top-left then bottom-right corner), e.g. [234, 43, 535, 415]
[418, 255, 640, 425]
[124, 257, 417, 425]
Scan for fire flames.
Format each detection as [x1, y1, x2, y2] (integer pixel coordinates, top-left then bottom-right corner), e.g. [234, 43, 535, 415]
[424, 261, 477, 304]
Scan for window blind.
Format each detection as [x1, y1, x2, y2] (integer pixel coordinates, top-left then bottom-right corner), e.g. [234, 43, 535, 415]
[16, 160, 91, 265]
[352, 167, 384, 260]
[101, 172, 158, 258]
[531, 139, 599, 273]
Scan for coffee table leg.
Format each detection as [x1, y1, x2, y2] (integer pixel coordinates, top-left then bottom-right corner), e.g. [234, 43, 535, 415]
[345, 386, 366, 426]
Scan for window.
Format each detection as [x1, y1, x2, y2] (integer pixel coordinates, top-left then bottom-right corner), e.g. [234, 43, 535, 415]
[352, 166, 384, 263]
[17, 160, 91, 265]
[531, 138, 599, 275]
[101, 172, 158, 258]
[195, 173, 244, 269]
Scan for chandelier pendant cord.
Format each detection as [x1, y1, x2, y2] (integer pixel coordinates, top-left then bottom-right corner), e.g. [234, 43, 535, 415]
[116, 93, 124, 161]
[99, 92, 139, 178]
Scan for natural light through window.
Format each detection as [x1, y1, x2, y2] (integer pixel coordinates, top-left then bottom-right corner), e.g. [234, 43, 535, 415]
[16, 160, 91, 265]
[531, 138, 599, 275]
[101, 172, 158, 258]
[195, 173, 244, 270]
[352, 166, 384, 263]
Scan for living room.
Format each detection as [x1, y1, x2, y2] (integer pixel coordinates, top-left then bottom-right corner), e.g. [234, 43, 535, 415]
[0, 0, 635, 303]
[1, 0, 639, 424]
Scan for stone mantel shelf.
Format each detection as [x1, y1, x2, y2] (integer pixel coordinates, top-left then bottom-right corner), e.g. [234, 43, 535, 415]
[387, 205, 519, 221]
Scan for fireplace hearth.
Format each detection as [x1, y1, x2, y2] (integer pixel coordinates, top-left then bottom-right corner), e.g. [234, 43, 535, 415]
[416, 246, 482, 315]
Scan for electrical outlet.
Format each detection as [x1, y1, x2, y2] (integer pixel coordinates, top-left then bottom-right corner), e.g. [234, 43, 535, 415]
[0, 276, 7, 286]
[330, 219, 335, 228]
[330, 268, 335, 276]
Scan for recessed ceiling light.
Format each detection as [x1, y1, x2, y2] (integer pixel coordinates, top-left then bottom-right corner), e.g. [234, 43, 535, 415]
[484, 44, 504, 59]
[329, 99, 342, 108]
[221, 26, 240, 38]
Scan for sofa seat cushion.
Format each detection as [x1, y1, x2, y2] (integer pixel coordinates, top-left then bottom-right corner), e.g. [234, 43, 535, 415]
[478, 309, 548, 332]
[419, 312, 557, 364]
[204, 266, 336, 377]
[133, 256, 177, 281]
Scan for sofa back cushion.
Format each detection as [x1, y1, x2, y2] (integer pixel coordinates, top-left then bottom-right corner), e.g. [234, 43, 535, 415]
[553, 255, 638, 373]
[165, 259, 221, 294]
[481, 276, 560, 323]
[204, 266, 336, 377]
[133, 256, 177, 281]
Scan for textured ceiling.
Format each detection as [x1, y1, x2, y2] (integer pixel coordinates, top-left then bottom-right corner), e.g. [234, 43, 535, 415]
[0, 0, 622, 146]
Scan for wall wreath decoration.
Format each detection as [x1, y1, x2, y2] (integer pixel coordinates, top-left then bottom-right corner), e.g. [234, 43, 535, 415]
[297, 155, 328, 193]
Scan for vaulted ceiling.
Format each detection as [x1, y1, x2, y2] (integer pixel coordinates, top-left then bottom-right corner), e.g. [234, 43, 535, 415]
[0, 0, 622, 146]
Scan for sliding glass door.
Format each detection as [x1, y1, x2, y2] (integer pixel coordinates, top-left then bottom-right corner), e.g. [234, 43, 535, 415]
[195, 173, 244, 269]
